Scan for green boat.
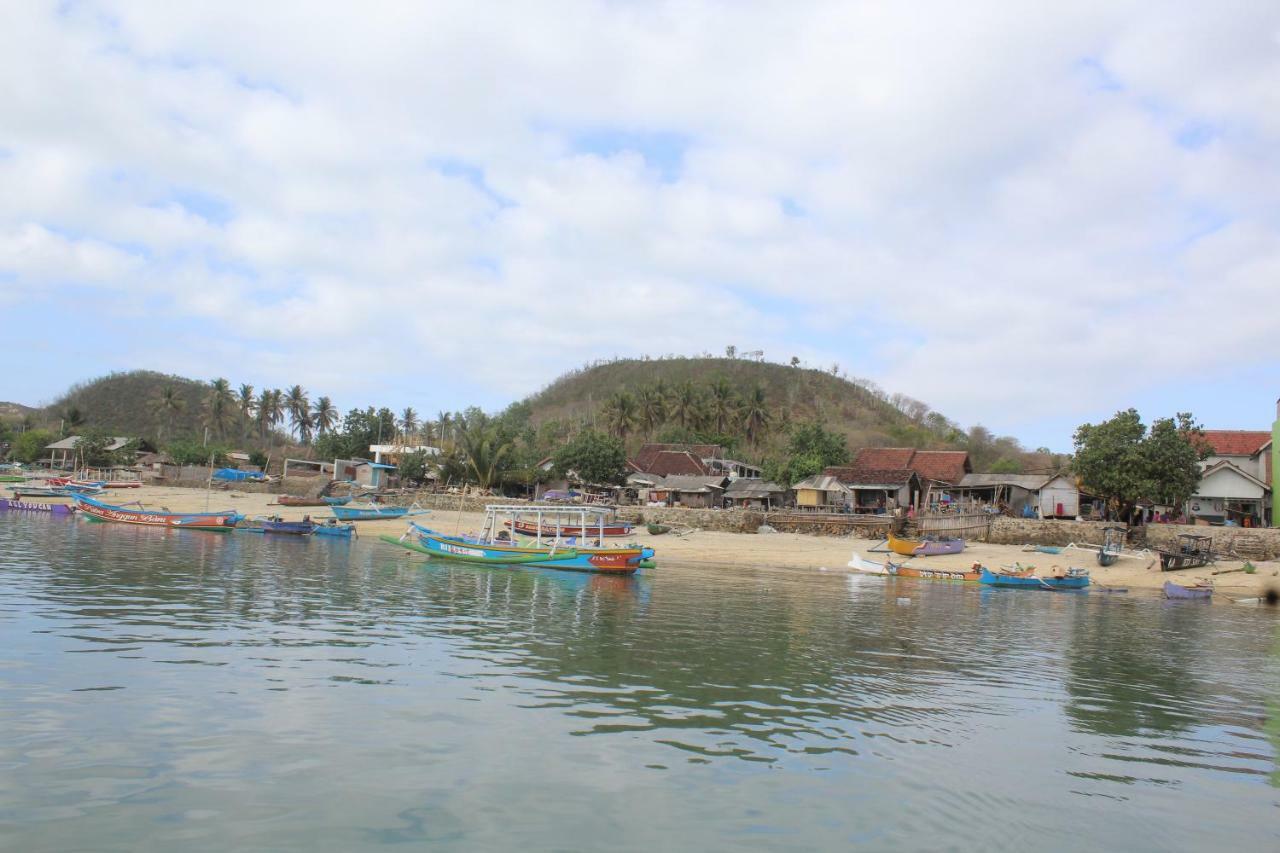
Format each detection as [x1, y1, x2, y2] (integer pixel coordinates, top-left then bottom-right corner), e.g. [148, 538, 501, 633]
[379, 534, 568, 564]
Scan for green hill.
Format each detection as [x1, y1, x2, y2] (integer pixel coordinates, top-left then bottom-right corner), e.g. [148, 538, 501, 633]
[520, 356, 963, 457]
[45, 371, 223, 441]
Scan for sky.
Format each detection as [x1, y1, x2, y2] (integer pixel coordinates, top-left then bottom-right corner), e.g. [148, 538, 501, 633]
[2, 1, 1278, 451]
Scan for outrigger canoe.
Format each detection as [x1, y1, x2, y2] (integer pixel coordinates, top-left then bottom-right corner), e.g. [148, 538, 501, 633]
[70, 493, 238, 531]
[313, 521, 356, 537]
[887, 532, 966, 557]
[979, 567, 1089, 590]
[331, 503, 427, 521]
[395, 524, 651, 574]
[1, 498, 76, 516]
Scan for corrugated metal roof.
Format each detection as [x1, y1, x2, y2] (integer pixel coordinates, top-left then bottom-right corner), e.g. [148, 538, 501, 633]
[957, 473, 1052, 490]
[45, 435, 134, 451]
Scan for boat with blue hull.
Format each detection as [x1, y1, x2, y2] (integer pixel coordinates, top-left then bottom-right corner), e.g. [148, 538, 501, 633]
[979, 567, 1090, 590]
[313, 521, 356, 537]
[1164, 580, 1212, 600]
[331, 503, 427, 521]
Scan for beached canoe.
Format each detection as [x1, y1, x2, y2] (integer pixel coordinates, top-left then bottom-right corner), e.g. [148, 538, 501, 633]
[1163, 580, 1212, 600]
[887, 532, 965, 557]
[70, 493, 238, 531]
[277, 495, 329, 507]
[979, 567, 1089, 590]
[332, 503, 426, 521]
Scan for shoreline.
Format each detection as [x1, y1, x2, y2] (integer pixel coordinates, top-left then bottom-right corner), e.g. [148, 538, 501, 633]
[26, 485, 1280, 601]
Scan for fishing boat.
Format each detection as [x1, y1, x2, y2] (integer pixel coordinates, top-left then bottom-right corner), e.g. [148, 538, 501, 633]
[887, 532, 966, 557]
[322, 496, 352, 506]
[1097, 526, 1125, 566]
[1163, 580, 1212, 600]
[10, 486, 78, 499]
[847, 552, 891, 574]
[889, 562, 1030, 582]
[402, 527, 646, 573]
[504, 504, 634, 537]
[70, 493, 238, 531]
[260, 517, 316, 535]
[979, 567, 1090, 590]
[0, 474, 26, 484]
[1158, 534, 1214, 571]
[647, 523, 671, 535]
[331, 502, 426, 521]
[0, 498, 75, 515]
[313, 520, 356, 537]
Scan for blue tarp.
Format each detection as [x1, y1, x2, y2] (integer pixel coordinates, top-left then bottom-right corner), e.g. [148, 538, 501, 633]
[213, 467, 263, 482]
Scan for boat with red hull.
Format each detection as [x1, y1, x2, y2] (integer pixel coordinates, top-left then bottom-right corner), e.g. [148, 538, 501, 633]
[70, 493, 238, 531]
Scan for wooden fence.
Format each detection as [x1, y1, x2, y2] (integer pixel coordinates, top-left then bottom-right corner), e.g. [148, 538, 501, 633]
[913, 511, 994, 541]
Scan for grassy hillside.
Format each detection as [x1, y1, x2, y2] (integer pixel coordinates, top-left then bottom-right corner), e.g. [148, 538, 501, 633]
[0, 401, 38, 423]
[45, 371, 219, 440]
[521, 356, 962, 457]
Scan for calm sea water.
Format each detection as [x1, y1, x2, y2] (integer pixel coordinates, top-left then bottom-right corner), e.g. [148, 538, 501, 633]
[1, 514, 1277, 851]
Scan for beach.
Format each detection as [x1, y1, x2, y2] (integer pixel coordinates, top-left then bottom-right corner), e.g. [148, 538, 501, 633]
[51, 485, 1280, 600]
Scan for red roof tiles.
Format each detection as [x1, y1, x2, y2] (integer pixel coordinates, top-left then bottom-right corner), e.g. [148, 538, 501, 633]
[851, 447, 971, 485]
[633, 443, 722, 473]
[1198, 430, 1271, 457]
[644, 450, 709, 477]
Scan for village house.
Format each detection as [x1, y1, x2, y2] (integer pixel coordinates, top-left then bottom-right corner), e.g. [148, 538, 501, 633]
[849, 448, 971, 507]
[790, 474, 852, 510]
[723, 479, 786, 510]
[822, 466, 921, 513]
[44, 435, 139, 469]
[1186, 430, 1272, 526]
[644, 474, 729, 508]
[629, 443, 762, 481]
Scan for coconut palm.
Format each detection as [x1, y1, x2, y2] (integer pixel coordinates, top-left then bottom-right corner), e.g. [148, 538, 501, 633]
[707, 378, 738, 434]
[400, 407, 419, 443]
[456, 417, 511, 489]
[635, 386, 666, 438]
[311, 396, 337, 436]
[742, 385, 771, 446]
[436, 411, 452, 446]
[150, 385, 186, 442]
[204, 378, 235, 440]
[668, 381, 700, 429]
[601, 391, 639, 441]
[255, 389, 273, 439]
[237, 384, 256, 440]
[284, 385, 310, 441]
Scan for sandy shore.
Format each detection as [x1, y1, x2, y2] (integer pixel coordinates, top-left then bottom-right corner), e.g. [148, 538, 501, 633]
[35, 485, 1280, 601]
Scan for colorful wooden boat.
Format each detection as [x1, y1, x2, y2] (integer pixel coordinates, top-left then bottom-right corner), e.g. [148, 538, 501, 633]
[504, 519, 634, 538]
[70, 493, 238, 531]
[322, 496, 352, 506]
[331, 503, 426, 521]
[1097, 526, 1125, 566]
[406, 525, 647, 574]
[887, 532, 966, 557]
[313, 520, 356, 537]
[0, 498, 75, 515]
[1163, 580, 1212, 600]
[979, 567, 1090, 590]
[0, 474, 26, 483]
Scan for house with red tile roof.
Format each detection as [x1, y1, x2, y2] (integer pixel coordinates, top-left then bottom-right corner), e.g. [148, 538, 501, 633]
[823, 466, 921, 511]
[851, 448, 972, 487]
[1187, 429, 1272, 525]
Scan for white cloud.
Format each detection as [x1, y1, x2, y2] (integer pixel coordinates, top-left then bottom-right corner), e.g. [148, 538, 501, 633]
[1, 1, 1278, 442]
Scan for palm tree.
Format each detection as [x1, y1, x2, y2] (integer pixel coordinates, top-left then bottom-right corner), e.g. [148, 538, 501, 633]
[456, 417, 511, 489]
[707, 378, 738, 434]
[255, 389, 273, 440]
[311, 396, 337, 436]
[285, 385, 310, 442]
[400, 407, 419, 444]
[237, 384, 256, 441]
[204, 378, 235, 440]
[669, 381, 700, 429]
[150, 385, 186, 442]
[635, 386, 666, 438]
[742, 385, 771, 446]
[602, 391, 639, 441]
[267, 389, 286, 435]
[436, 411, 452, 446]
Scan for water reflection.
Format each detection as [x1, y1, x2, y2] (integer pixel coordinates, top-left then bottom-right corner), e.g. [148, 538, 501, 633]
[1, 514, 1277, 851]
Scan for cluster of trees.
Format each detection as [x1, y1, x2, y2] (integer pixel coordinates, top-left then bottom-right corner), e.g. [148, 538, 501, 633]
[597, 378, 776, 448]
[1072, 409, 1206, 519]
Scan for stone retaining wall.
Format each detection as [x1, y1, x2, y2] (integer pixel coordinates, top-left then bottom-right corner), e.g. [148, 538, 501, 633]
[1139, 523, 1280, 561]
[987, 518, 1117, 547]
